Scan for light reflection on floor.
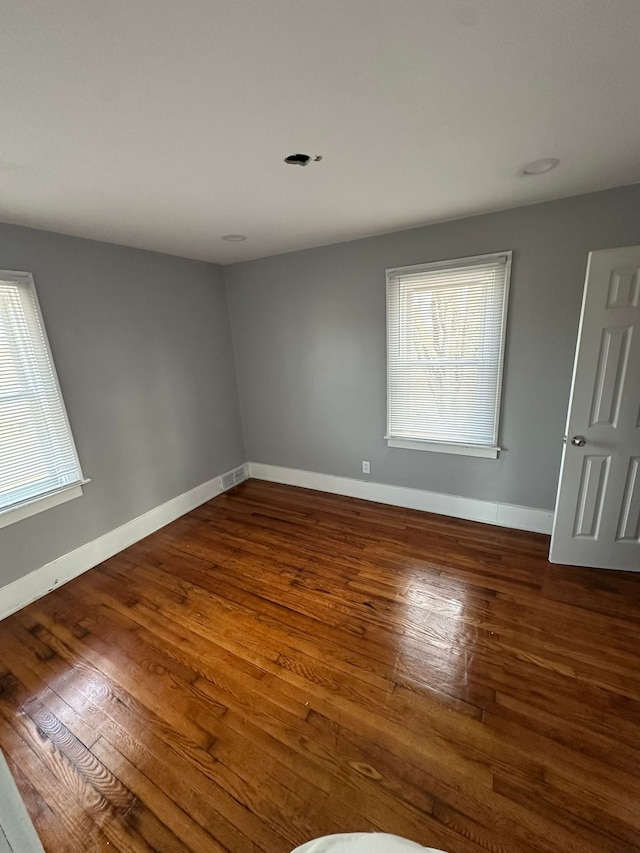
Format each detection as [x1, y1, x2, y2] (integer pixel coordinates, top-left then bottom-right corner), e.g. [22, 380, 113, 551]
[389, 559, 482, 701]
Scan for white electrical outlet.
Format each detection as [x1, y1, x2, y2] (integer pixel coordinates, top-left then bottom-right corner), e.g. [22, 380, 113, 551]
[362, 460, 371, 474]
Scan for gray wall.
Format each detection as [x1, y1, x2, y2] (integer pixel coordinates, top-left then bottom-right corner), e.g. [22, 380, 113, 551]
[2, 184, 639, 589]
[0, 224, 245, 586]
[224, 185, 640, 512]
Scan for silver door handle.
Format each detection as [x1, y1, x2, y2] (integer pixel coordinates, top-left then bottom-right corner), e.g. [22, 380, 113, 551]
[570, 435, 586, 447]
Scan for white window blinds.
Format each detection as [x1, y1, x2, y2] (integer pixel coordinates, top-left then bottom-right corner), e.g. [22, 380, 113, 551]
[0, 272, 84, 513]
[386, 252, 511, 455]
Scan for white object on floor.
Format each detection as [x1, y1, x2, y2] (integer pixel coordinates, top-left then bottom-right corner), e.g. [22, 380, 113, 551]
[0, 751, 45, 853]
[292, 833, 446, 852]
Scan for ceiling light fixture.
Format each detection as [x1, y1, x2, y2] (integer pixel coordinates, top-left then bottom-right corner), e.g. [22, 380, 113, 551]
[522, 158, 560, 176]
[221, 234, 247, 242]
[284, 153, 323, 166]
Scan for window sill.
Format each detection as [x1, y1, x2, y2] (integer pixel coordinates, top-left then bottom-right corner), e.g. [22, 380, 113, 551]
[386, 437, 500, 458]
[0, 481, 88, 531]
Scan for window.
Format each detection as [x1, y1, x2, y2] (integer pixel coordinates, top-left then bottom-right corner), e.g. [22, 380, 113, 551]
[0, 271, 85, 529]
[386, 252, 511, 459]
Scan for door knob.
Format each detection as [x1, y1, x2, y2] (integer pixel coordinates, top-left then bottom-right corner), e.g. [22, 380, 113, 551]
[570, 435, 586, 447]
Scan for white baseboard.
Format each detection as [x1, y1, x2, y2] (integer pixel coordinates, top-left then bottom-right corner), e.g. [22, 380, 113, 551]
[1, 462, 553, 623]
[0, 751, 45, 852]
[0, 475, 223, 623]
[248, 462, 554, 535]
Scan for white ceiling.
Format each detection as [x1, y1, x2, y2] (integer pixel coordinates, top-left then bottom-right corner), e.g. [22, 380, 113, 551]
[1, 0, 639, 265]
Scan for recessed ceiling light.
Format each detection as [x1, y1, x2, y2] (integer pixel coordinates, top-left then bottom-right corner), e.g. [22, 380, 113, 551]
[522, 158, 560, 175]
[222, 234, 247, 242]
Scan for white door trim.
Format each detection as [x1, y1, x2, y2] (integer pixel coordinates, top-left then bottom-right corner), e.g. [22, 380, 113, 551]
[0, 751, 45, 852]
[550, 245, 640, 571]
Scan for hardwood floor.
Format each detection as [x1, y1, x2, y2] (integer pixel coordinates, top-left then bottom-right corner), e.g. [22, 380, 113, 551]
[1, 479, 640, 853]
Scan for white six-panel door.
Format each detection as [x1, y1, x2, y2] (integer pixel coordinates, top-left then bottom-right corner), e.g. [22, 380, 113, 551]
[550, 246, 640, 571]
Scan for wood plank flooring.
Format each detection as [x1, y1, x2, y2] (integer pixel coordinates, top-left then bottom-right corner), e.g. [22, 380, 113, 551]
[1, 479, 640, 852]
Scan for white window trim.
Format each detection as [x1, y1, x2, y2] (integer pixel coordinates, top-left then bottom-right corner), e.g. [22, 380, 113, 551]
[385, 251, 512, 459]
[386, 437, 500, 458]
[0, 481, 88, 530]
[0, 269, 87, 528]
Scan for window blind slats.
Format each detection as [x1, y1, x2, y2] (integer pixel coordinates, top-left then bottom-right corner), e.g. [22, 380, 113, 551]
[386, 254, 510, 449]
[0, 275, 83, 511]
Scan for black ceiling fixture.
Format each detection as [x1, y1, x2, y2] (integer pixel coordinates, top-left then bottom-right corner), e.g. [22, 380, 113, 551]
[284, 153, 322, 166]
